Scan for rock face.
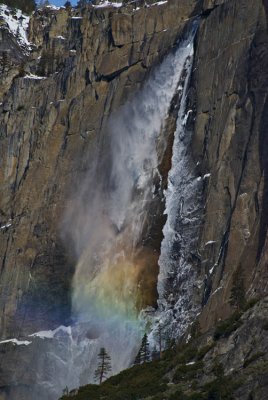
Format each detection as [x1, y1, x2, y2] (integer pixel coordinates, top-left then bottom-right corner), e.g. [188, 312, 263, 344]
[0, 0, 200, 339]
[192, 0, 268, 331]
[59, 297, 268, 400]
[0, 0, 268, 398]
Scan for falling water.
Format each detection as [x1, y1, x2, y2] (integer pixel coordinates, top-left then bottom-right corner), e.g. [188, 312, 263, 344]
[154, 20, 202, 341]
[0, 25, 200, 400]
[63, 28, 198, 384]
[58, 26, 199, 395]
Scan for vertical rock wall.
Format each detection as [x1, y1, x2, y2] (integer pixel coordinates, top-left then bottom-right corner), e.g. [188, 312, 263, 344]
[192, 0, 268, 330]
[0, 0, 200, 339]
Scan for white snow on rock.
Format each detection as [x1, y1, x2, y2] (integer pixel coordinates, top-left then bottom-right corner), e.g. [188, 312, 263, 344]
[211, 286, 223, 296]
[186, 361, 196, 366]
[0, 4, 31, 50]
[0, 338, 32, 346]
[0, 221, 12, 230]
[29, 325, 72, 340]
[150, 1, 168, 6]
[43, 4, 61, 11]
[92, 1, 123, 8]
[205, 240, 216, 246]
[23, 73, 47, 80]
[0, 326, 72, 347]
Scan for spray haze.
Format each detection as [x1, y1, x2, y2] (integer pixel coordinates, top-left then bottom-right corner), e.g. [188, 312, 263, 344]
[4, 28, 199, 400]
[63, 40, 196, 331]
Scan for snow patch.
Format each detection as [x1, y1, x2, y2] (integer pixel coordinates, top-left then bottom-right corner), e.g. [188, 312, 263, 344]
[29, 325, 72, 340]
[0, 4, 31, 50]
[0, 338, 31, 346]
[0, 221, 12, 230]
[186, 361, 196, 366]
[93, 1, 123, 8]
[205, 241, 216, 246]
[43, 4, 60, 11]
[212, 286, 223, 296]
[24, 73, 46, 80]
[149, 1, 168, 6]
[209, 264, 217, 275]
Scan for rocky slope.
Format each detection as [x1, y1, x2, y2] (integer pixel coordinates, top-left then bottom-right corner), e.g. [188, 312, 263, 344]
[0, 0, 268, 399]
[60, 298, 268, 400]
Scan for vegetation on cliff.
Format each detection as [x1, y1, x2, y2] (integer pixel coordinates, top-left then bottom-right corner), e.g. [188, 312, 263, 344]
[0, 0, 36, 13]
[60, 299, 268, 400]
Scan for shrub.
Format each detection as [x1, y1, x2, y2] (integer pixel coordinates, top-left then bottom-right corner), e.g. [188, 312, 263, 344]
[262, 321, 268, 330]
[173, 361, 204, 383]
[168, 390, 185, 400]
[243, 298, 260, 312]
[243, 352, 265, 368]
[197, 344, 215, 360]
[188, 393, 207, 400]
[204, 378, 235, 400]
[214, 312, 242, 340]
[2, 0, 35, 14]
[229, 269, 246, 311]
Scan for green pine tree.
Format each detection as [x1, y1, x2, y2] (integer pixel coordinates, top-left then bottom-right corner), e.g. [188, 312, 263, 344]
[94, 347, 112, 385]
[62, 386, 69, 396]
[140, 333, 150, 362]
[134, 348, 142, 365]
[134, 333, 150, 365]
[229, 269, 246, 311]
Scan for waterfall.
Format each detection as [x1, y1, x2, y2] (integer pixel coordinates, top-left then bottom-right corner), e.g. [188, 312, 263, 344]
[61, 27, 198, 387]
[0, 24, 200, 400]
[153, 20, 202, 342]
[58, 26, 199, 396]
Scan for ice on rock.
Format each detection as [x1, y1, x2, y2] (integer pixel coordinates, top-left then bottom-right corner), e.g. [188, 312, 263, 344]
[0, 4, 31, 51]
[152, 20, 203, 341]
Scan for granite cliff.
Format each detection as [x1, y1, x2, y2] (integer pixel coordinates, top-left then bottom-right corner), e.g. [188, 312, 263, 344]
[0, 0, 201, 340]
[0, 0, 268, 399]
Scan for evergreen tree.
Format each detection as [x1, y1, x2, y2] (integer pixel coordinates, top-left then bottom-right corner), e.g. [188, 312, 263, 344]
[165, 337, 176, 351]
[1, 51, 9, 72]
[37, 0, 50, 8]
[134, 348, 142, 365]
[151, 345, 159, 361]
[94, 347, 112, 385]
[134, 333, 150, 365]
[2, 0, 36, 14]
[154, 321, 173, 357]
[229, 269, 246, 311]
[62, 386, 69, 396]
[64, 1, 72, 8]
[190, 320, 201, 339]
[76, 0, 91, 7]
[140, 333, 150, 362]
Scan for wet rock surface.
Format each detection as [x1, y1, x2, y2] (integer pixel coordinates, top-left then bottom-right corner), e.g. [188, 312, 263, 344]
[0, 0, 268, 398]
[0, 0, 200, 339]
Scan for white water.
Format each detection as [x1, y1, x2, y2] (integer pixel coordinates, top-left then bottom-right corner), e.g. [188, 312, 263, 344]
[61, 30, 197, 389]
[154, 23, 202, 342]
[0, 28, 200, 400]
[53, 31, 197, 398]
